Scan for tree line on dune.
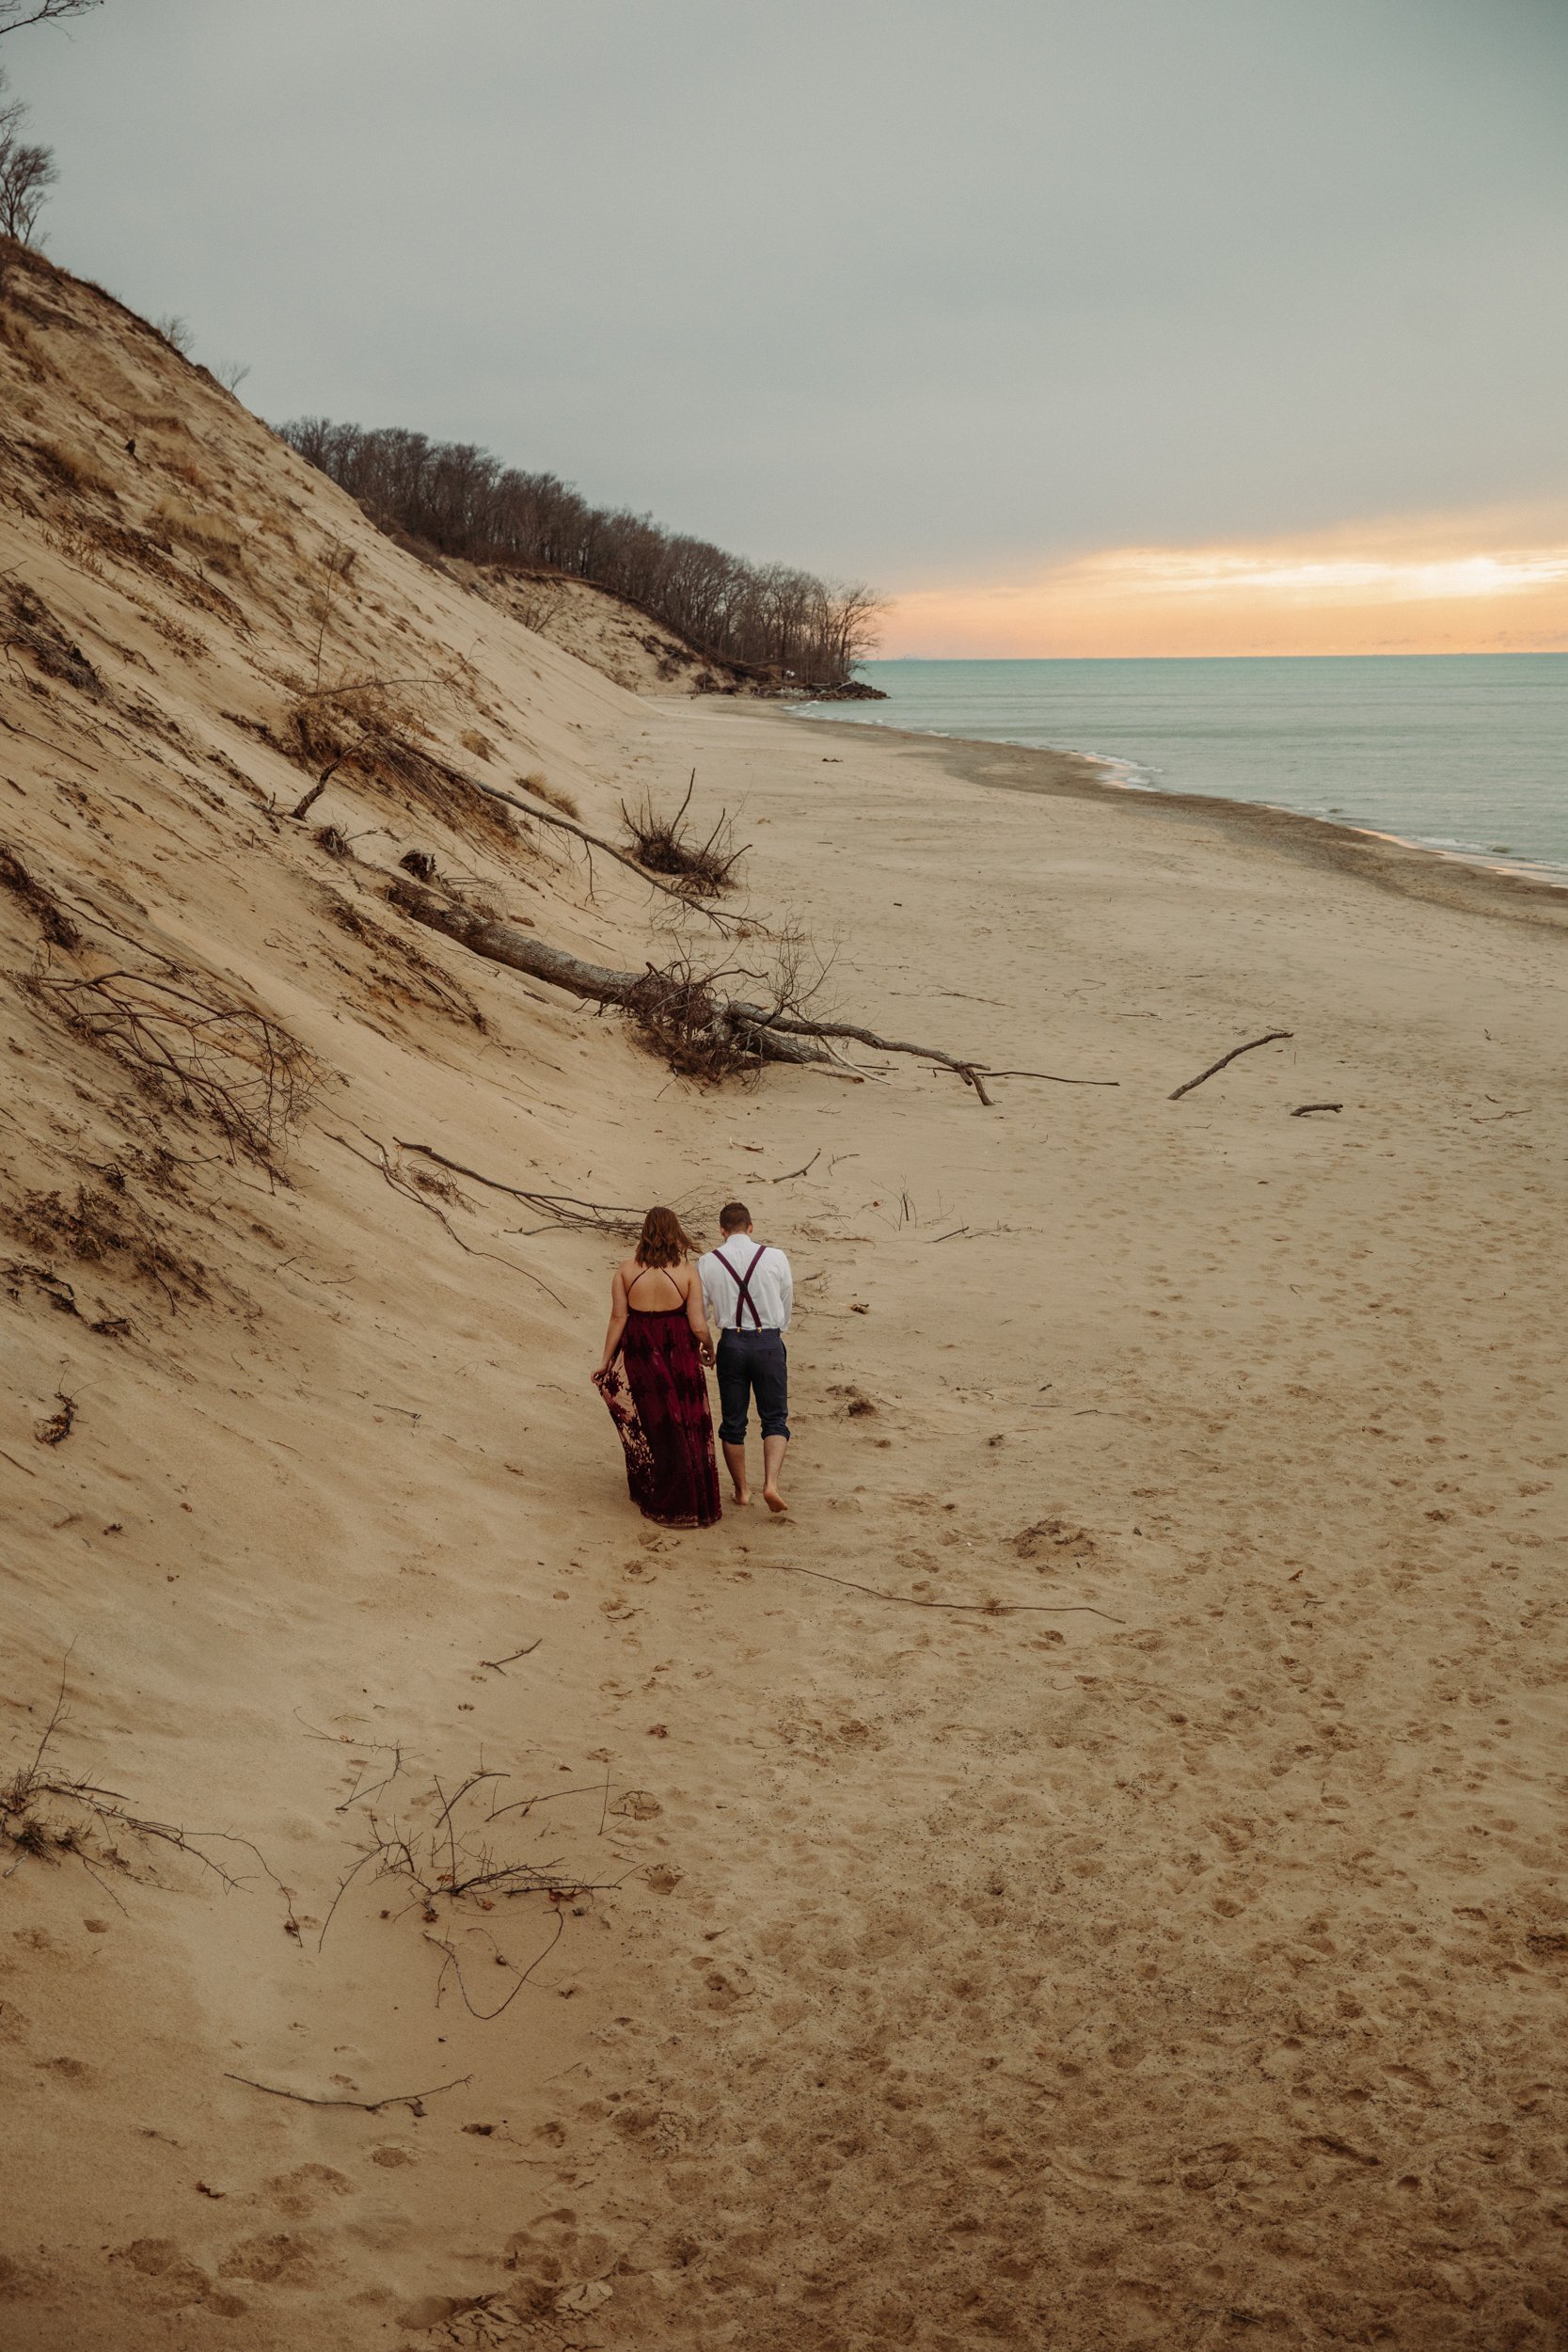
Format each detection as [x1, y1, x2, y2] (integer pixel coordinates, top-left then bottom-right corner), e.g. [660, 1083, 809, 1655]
[276, 417, 885, 690]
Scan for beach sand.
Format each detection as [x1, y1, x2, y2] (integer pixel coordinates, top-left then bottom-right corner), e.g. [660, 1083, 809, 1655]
[3, 258, 1567, 2350]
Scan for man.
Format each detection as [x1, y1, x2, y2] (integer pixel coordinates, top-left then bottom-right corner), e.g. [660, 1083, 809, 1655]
[699, 1200, 793, 1515]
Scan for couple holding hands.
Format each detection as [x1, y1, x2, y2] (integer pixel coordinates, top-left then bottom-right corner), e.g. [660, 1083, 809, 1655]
[592, 1201, 792, 1528]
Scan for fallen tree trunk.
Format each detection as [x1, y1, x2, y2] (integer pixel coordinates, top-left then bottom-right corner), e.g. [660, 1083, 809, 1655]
[387, 878, 830, 1069]
[388, 877, 993, 1092]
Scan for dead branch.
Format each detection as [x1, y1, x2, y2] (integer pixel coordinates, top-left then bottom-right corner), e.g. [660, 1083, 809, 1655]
[480, 1641, 542, 1674]
[425, 1910, 564, 2022]
[225, 2072, 471, 2118]
[765, 1562, 1126, 1621]
[388, 879, 1016, 1102]
[325, 1131, 566, 1307]
[393, 1142, 647, 1238]
[1291, 1101, 1343, 1116]
[33, 1390, 74, 1444]
[757, 1008, 995, 1101]
[1168, 1030, 1293, 1102]
[289, 752, 356, 822]
[770, 1151, 821, 1182]
[982, 1069, 1120, 1088]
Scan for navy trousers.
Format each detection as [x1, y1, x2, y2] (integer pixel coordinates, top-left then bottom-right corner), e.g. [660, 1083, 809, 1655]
[716, 1327, 790, 1443]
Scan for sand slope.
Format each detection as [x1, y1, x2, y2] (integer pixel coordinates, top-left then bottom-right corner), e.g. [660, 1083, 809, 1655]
[2, 254, 1566, 2351]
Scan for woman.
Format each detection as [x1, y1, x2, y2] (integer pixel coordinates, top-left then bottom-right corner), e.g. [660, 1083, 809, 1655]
[593, 1206, 721, 1528]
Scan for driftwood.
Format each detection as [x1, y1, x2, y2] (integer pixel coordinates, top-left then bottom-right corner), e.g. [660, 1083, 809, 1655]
[388, 878, 1005, 1102]
[1291, 1101, 1342, 1117]
[1168, 1030, 1293, 1102]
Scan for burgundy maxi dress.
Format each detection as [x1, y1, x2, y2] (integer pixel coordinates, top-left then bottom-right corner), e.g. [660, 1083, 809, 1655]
[600, 1304, 722, 1528]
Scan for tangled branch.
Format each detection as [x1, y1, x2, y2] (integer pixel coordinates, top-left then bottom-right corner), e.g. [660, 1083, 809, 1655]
[318, 1767, 630, 1960]
[6, 852, 319, 1170]
[2, 1662, 283, 1907]
[37, 964, 318, 1167]
[620, 771, 748, 898]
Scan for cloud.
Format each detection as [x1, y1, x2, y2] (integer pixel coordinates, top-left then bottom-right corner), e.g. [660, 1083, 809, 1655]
[884, 511, 1568, 656]
[13, 0, 1568, 622]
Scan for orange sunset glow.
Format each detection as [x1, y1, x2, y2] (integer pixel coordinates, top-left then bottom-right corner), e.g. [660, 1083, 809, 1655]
[882, 510, 1568, 660]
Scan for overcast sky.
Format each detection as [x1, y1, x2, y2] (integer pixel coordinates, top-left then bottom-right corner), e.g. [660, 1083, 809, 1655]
[11, 0, 1568, 634]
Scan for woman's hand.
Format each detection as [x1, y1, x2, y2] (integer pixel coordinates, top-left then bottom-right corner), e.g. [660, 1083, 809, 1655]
[700, 1337, 716, 1368]
[591, 1364, 610, 1388]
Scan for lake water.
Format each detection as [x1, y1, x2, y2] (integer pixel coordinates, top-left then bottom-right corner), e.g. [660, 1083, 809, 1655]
[795, 656, 1568, 882]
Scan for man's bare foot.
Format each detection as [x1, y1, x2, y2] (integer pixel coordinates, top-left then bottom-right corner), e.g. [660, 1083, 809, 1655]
[732, 1487, 752, 1507]
[763, 1486, 788, 1515]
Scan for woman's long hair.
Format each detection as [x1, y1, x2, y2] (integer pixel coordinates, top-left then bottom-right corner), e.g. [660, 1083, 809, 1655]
[636, 1205, 695, 1269]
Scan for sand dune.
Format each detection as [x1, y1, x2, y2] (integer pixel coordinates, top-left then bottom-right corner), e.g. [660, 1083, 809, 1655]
[2, 253, 1566, 2351]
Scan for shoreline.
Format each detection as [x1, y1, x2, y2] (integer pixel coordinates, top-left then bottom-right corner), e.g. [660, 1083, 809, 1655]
[789, 711, 1568, 933]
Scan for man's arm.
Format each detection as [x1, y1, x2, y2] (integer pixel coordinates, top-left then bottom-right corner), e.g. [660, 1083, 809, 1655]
[776, 1250, 794, 1332]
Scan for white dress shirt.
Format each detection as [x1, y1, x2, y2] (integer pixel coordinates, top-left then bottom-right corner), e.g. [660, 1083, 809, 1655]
[699, 1240, 793, 1332]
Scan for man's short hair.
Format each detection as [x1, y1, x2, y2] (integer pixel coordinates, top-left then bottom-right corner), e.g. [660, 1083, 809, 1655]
[719, 1200, 752, 1233]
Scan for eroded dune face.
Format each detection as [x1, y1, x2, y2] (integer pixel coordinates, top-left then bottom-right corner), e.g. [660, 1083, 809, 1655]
[4, 250, 1567, 2352]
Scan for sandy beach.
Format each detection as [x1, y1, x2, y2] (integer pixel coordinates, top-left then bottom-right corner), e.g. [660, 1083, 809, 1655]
[4, 259, 1567, 2350]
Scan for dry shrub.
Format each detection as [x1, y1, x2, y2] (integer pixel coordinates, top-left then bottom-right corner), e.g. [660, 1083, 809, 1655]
[621, 774, 745, 898]
[2, 1671, 271, 1896]
[31, 438, 120, 501]
[4, 1183, 202, 1308]
[86, 518, 186, 591]
[40, 522, 107, 580]
[506, 577, 570, 636]
[3, 582, 105, 699]
[149, 496, 244, 570]
[460, 729, 495, 762]
[321, 1766, 626, 2018]
[522, 770, 578, 819]
[285, 691, 515, 850]
[0, 845, 81, 948]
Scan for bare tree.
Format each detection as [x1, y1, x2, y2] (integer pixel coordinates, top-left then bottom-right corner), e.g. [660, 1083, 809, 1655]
[0, 65, 54, 243]
[277, 414, 888, 689]
[0, 134, 53, 242]
[0, 0, 102, 33]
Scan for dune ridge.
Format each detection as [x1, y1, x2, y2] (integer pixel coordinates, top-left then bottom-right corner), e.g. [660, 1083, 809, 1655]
[2, 251, 1566, 2350]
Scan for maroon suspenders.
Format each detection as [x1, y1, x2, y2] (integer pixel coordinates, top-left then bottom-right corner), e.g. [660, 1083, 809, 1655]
[718, 1242, 768, 1328]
